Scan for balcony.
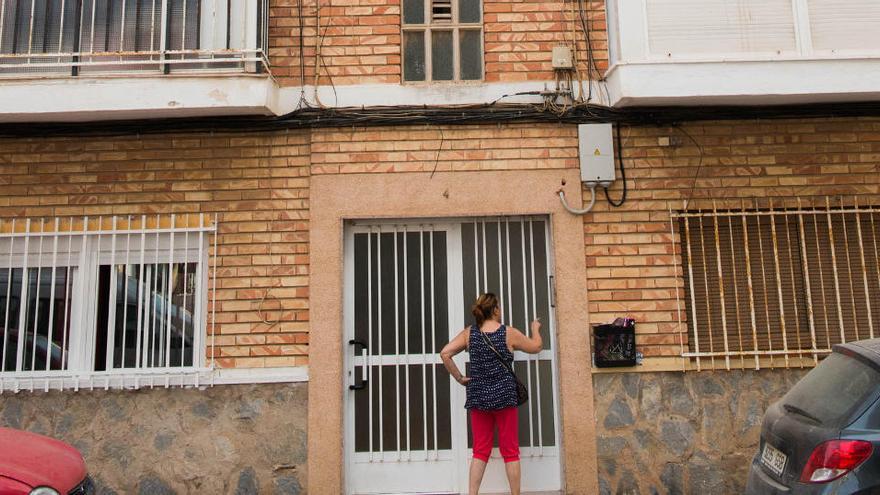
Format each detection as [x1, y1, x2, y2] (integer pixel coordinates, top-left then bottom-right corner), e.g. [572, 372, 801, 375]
[0, 0, 277, 122]
[604, 0, 880, 107]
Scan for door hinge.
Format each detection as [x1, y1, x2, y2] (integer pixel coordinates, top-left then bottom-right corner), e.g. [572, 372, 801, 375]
[549, 275, 556, 308]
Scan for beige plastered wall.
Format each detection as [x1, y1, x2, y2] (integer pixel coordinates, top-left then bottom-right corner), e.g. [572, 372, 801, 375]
[308, 169, 598, 494]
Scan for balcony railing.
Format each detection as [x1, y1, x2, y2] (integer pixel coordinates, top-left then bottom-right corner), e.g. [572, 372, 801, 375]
[0, 0, 269, 77]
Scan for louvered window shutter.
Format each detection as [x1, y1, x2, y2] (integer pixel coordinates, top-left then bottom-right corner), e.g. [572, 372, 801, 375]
[808, 0, 880, 52]
[431, 0, 452, 23]
[679, 208, 880, 367]
[645, 0, 797, 57]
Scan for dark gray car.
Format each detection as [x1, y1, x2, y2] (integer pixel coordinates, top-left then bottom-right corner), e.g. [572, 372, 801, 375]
[746, 339, 880, 494]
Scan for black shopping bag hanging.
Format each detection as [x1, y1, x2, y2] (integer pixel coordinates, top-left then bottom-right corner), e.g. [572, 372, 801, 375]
[593, 317, 636, 368]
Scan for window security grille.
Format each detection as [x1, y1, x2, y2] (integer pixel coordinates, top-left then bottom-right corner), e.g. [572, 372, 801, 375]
[0, 0, 269, 76]
[673, 199, 880, 371]
[402, 0, 482, 82]
[0, 214, 217, 392]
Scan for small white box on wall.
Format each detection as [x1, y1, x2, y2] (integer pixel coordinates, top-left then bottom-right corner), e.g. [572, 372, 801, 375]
[578, 123, 616, 187]
[552, 45, 573, 69]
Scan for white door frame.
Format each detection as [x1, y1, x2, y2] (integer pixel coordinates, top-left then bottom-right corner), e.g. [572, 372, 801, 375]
[343, 217, 562, 495]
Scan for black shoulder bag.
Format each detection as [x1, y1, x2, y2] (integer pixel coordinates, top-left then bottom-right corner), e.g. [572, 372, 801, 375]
[479, 327, 529, 406]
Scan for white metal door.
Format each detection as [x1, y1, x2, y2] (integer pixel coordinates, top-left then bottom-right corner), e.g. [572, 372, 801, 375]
[459, 217, 562, 494]
[343, 217, 561, 495]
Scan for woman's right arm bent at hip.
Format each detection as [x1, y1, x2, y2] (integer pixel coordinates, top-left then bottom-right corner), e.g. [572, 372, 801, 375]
[440, 327, 472, 385]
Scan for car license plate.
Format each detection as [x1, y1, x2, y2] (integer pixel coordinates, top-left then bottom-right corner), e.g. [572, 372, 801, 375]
[761, 443, 787, 477]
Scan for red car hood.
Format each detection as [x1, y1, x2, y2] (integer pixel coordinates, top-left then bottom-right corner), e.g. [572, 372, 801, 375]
[0, 427, 86, 492]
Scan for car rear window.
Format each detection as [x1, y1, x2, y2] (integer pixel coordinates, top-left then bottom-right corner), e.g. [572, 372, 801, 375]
[782, 352, 880, 428]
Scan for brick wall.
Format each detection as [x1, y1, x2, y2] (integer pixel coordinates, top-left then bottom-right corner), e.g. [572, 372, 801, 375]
[269, 0, 401, 86]
[310, 123, 579, 172]
[268, 0, 607, 86]
[309, 118, 880, 363]
[0, 130, 312, 368]
[484, 0, 606, 83]
[0, 122, 581, 368]
[3, 117, 877, 368]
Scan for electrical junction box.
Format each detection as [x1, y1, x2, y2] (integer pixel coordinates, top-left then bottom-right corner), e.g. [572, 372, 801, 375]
[578, 123, 616, 186]
[552, 45, 573, 70]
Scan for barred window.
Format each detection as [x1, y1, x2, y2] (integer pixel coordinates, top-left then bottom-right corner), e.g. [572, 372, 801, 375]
[677, 202, 880, 369]
[0, 215, 215, 389]
[402, 0, 483, 82]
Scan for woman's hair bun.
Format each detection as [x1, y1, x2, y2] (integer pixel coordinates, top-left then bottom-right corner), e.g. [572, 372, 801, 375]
[472, 293, 498, 325]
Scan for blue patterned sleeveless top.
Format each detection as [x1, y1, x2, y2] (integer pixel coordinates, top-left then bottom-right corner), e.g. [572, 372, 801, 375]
[465, 324, 518, 410]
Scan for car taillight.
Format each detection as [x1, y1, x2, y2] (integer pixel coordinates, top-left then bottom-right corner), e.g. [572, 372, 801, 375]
[800, 440, 874, 483]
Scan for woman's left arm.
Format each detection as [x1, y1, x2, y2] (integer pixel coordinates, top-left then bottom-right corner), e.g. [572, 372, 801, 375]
[508, 321, 543, 354]
[440, 329, 471, 385]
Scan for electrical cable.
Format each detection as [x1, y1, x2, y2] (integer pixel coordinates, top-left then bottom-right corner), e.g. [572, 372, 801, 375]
[0, 102, 634, 138]
[488, 91, 542, 105]
[676, 124, 706, 211]
[296, 0, 307, 108]
[572, 0, 611, 106]
[257, 212, 284, 329]
[316, 22, 339, 107]
[313, 0, 323, 106]
[558, 183, 597, 215]
[565, 0, 587, 103]
[312, 0, 339, 108]
[575, 0, 594, 103]
[604, 123, 627, 207]
[430, 126, 445, 178]
[257, 286, 283, 328]
[5, 101, 880, 138]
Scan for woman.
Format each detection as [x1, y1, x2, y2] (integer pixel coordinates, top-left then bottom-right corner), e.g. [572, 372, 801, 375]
[440, 293, 543, 495]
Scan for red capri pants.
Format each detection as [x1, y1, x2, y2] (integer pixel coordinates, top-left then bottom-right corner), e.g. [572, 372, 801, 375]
[470, 407, 520, 463]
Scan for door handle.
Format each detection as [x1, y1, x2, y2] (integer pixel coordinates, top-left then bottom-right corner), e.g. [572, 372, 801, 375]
[349, 339, 369, 391]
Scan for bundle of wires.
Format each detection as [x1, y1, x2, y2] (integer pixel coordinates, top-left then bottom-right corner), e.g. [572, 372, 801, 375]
[0, 102, 638, 138]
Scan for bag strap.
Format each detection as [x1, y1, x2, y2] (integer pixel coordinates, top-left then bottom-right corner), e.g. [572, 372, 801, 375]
[477, 325, 517, 378]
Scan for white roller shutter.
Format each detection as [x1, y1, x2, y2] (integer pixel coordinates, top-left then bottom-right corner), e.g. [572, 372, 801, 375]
[646, 0, 798, 58]
[808, 0, 880, 52]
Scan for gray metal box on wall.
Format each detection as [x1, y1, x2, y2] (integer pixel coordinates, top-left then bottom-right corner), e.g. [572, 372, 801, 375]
[578, 123, 616, 186]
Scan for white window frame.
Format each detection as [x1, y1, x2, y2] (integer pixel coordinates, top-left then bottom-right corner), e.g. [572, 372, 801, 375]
[0, 215, 217, 392]
[401, 0, 484, 83]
